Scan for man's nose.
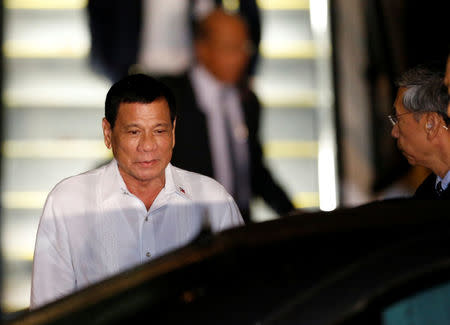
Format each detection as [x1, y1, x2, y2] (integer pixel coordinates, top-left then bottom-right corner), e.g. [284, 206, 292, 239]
[391, 124, 399, 138]
[139, 133, 156, 151]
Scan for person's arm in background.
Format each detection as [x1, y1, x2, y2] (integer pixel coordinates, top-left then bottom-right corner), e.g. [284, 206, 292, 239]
[242, 89, 296, 217]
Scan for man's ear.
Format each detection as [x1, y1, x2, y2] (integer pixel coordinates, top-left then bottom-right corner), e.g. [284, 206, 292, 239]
[425, 113, 442, 140]
[102, 118, 112, 149]
[172, 118, 176, 149]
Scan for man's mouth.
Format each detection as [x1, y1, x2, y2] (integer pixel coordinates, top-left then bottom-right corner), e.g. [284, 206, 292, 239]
[136, 159, 158, 166]
[400, 149, 413, 161]
[396, 143, 411, 159]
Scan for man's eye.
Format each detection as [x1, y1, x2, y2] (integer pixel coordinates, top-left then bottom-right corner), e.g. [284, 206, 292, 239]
[128, 130, 139, 135]
[155, 129, 167, 134]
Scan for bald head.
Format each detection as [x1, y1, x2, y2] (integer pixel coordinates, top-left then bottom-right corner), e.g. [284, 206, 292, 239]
[194, 9, 252, 84]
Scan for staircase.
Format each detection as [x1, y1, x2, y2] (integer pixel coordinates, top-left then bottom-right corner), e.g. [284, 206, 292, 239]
[1, 0, 111, 311]
[251, 0, 338, 220]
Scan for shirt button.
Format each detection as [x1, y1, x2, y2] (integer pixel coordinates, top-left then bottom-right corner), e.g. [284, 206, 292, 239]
[145, 216, 148, 222]
[146, 252, 151, 258]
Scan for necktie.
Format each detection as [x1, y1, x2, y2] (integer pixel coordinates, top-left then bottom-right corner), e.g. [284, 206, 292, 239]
[221, 88, 251, 213]
[436, 181, 444, 196]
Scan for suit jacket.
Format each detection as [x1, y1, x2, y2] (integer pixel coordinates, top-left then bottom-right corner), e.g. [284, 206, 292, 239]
[414, 173, 450, 199]
[160, 73, 294, 219]
[87, 0, 142, 82]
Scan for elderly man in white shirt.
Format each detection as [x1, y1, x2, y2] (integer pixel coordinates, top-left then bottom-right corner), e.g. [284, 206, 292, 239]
[30, 74, 244, 309]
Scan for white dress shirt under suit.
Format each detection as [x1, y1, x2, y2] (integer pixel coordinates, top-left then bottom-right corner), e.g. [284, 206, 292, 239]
[435, 170, 450, 192]
[190, 64, 251, 210]
[30, 160, 243, 308]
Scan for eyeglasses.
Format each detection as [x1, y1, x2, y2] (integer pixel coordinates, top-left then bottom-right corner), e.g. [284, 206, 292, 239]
[387, 111, 414, 126]
[388, 111, 450, 130]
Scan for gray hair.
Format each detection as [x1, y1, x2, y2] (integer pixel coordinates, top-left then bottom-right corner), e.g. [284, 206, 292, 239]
[396, 66, 449, 123]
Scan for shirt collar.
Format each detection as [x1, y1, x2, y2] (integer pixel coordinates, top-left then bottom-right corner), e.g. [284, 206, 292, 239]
[435, 170, 450, 191]
[167, 163, 192, 200]
[101, 159, 125, 200]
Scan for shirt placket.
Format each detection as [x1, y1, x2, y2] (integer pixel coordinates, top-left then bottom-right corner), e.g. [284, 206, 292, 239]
[141, 209, 155, 261]
[121, 189, 156, 263]
[140, 189, 171, 261]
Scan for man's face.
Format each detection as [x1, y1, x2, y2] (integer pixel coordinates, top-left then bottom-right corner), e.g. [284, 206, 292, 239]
[391, 87, 430, 166]
[102, 99, 175, 187]
[196, 14, 251, 84]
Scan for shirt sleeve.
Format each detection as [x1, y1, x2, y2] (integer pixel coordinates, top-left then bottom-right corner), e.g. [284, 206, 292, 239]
[30, 192, 76, 309]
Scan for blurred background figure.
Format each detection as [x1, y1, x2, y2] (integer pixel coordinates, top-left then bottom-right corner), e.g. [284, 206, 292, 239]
[87, 0, 261, 82]
[159, 8, 295, 223]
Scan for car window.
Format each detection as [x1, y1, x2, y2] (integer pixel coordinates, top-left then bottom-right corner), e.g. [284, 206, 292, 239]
[382, 280, 450, 325]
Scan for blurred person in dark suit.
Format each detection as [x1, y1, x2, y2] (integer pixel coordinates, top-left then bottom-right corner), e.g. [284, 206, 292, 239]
[87, 0, 261, 82]
[390, 66, 450, 199]
[160, 8, 295, 223]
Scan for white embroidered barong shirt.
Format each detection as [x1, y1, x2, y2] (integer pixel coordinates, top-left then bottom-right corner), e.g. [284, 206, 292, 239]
[30, 160, 243, 308]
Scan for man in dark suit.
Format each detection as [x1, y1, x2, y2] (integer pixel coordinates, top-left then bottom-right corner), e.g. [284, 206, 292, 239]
[87, 0, 261, 83]
[390, 66, 450, 199]
[160, 9, 294, 223]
